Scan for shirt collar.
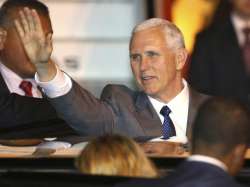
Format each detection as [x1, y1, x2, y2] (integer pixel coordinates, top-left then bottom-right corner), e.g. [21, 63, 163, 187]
[231, 12, 250, 46]
[167, 79, 189, 117]
[231, 12, 248, 32]
[0, 62, 37, 90]
[188, 154, 228, 172]
[148, 79, 189, 115]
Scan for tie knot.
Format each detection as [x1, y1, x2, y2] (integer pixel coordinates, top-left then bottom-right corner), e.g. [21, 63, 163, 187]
[160, 105, 171, 117]
[19, 80, 33, 97]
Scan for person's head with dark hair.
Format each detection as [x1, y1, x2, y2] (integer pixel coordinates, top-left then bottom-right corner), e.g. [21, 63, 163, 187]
[212, 0, 250, 24]
[231, 0, 250, 20]
[0, 0, 52, 78]
[0, 0, 50, 28]
[191, 97, 250, 175]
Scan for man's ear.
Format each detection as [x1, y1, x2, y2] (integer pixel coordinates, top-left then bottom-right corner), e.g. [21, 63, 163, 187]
[233, 144, 247, 161]
[175, 48, 188, 71]
[228, 144, 247, 176]
[0, 28, 7, 50]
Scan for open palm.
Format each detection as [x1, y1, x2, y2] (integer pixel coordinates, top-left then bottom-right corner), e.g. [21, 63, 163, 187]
[15, 8, 52, 65]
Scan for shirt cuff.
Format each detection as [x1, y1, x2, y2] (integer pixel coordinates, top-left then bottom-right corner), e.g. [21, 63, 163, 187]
[34, 66, 72, 98]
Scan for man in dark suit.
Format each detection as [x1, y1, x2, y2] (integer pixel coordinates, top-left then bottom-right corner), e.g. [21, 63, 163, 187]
[0, 0, 76, 138]
[117, 97, 250, 187]
[189, 0, 250, 108]
[15, 10, 208, 142]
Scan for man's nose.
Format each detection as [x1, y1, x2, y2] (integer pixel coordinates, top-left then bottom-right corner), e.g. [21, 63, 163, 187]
[140, 57, 150, 71]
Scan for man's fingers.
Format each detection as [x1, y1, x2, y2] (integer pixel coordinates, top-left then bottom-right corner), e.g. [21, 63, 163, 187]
[19, 10, 29, 33]
[14, 8, 51, 65]
[32, 9, 43, 35]
[46, 33, 52, 46]
[24, 7, 35, 32]
[46, 33, 53, 50]
[14, 19, 25, 39]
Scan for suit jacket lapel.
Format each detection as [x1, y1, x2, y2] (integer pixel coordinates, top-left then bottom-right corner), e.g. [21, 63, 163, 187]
[187, 87, 209, 141]
[134, 87, 208, 140]
[134, 92, 162, 137]
[187, 89, 197, 140]
[0, 72, 10, 95]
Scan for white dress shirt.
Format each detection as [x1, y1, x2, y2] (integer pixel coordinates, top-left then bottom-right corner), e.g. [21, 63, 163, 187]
[231, 12, 250, 47]
[148, 80, 189, 143]
[0, 63, 42, 98]
[188, 154, 228, 172]
[35, 67, 189, 143]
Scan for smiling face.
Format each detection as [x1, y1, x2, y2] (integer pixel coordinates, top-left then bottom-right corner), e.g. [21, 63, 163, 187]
[130, 26, 186, 102]
[0, 7, 52, 78]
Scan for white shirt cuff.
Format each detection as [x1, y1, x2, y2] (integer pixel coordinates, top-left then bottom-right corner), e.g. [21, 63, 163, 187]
[34, 66, 72, 98]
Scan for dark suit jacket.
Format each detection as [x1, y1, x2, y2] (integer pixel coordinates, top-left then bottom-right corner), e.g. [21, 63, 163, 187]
[0, 72, 76, 138]
[189, 16, 250, 106]
[49, 81, 208, 140]
[117, 160, 245, 187]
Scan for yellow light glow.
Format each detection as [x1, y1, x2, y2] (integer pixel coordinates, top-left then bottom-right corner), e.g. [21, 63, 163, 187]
[172, 0, 219, 52]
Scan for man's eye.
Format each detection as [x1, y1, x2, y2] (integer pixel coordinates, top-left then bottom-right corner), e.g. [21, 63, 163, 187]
[130, 54, 141, 61]
[146, 51, 159, 57]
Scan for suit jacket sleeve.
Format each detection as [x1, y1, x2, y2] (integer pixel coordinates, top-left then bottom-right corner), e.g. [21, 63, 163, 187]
[48, 81, 116, 136]
[48, 81, 147, 137]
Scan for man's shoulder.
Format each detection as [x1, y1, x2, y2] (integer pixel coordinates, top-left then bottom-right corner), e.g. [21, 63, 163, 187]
[103, 84, 135, 92]
[116, 160, 244, 187]
[195, 17, 233, 43]
[188, 86, 210, 103]
[100, 84, 145, 111]
[164, 160, 242, 187]
[101, 84, 138, 98]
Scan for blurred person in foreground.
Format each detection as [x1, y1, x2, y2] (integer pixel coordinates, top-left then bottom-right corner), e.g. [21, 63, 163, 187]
[0, 0, 76, 139]
[117, 97, 250, 187]
[14, 7, 209, 143]
[75, 134, 158, 178]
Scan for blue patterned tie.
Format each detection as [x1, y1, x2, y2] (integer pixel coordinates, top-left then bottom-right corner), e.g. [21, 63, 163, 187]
[160, 106, 176, 139]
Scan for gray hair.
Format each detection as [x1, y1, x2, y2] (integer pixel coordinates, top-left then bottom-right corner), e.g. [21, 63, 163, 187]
[132, 18, 185, 50]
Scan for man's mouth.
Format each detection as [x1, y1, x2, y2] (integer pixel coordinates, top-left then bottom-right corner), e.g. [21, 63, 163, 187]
[141, 75, 155, 82]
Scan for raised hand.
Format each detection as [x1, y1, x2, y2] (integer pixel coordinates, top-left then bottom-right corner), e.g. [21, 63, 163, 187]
[14, 7, 56, 81]
[15, 7, 52, 64]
